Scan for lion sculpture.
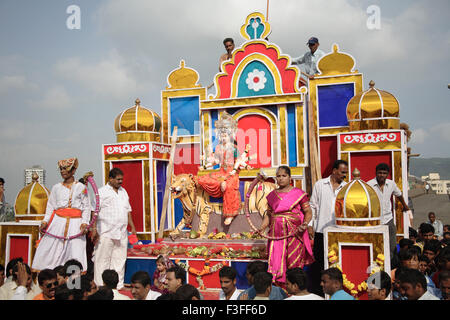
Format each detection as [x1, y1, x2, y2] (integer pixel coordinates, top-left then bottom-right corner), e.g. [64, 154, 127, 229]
[169, 173, 276, 239]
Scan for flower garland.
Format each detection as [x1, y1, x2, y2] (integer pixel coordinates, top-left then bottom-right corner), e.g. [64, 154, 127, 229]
[176, 258, 225, 290]
[327, 250, 385, 297]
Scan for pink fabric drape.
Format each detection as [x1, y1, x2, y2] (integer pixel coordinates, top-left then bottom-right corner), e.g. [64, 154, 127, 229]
[266, 188, 314, 284]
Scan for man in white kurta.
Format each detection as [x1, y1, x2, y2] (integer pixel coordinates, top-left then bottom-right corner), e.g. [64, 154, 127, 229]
[93, 168, 136, 290]
[32, 178, 90, 272]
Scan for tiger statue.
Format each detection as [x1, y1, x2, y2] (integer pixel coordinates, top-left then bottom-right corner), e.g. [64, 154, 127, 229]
[169, 173, 276, 239]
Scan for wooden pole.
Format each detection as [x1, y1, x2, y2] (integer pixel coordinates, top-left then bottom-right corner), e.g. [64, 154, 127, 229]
[307, 95, 321, 190]
[266, 0, 270, 20]
[158, 126, 178, 240]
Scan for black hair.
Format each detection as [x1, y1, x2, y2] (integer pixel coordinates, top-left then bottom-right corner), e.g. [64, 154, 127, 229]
[12, 263, 31, 280]
[156, 292, 178, 300]
[428, 211, 435, 217]
[54, 283, 74, 300]
[130, 271, 151, 287]
[102, 269, 119, 289]
[409, 227, 418, 239]
[253, 271, 273, 294]
[71, 275, 94, 300]
[167, 265, 186, 284]
[419, 255, 430, 264]
[395, 266, 408, 279]
[444, 224, 450, 230]
[424, 240, 441, 254]
[399, 238, 414, 249]
[6, 258, 23, 277]
[368, 271, 391, 294]
[444, 232, 450, 238]
[399, 247, 420, 262]
[321, 267, 343, 283]
[332, 160, 348, 170]
[375, 163, 390, 173]
[38, 269, 57, 286]
[109, 167, 124, 179]
[223, 37, 234, 45]
[219, 266, 237, 281]
[53, 265, 65, 277]
[87, 287, 114, 300]
[419, 223, 434, 235]
[175, 284, 201, 300]
[246, 260, 268, 276]
[286, 268, 308, 291]
[63, 259, 83, 277]
[398, 268, 427, 290]
[0, 177, 4, 184]
[0, 264, 4, 273]
[276, 165, 291, 177]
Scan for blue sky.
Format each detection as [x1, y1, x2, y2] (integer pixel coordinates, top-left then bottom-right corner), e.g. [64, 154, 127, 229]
[0, 0, 449, 202]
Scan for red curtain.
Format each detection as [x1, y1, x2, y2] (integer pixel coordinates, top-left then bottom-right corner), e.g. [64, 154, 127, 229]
[237, 115, 271, 168]
[341, 245, 371, 300]
[9, 236, 30, 264]
[112, 161, 144, 232]
[349, 151, 392, 181]
[320, 136, 338, 178]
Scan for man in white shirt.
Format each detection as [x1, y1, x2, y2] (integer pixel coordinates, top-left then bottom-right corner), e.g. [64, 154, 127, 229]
[309, 159, 348, 296]
[0, 262, 33, 300]
[102, 269, 131, 300]
[292, 37, 325, 80]
[219, 266, 241, 300]
[367, 163, 410, 259]
[398, 268, 439, 300]
[285, 268, 324, 300]
[92, 167, 137, 290]
[427, 212, 444, 239]
[130, 271, 161, 300]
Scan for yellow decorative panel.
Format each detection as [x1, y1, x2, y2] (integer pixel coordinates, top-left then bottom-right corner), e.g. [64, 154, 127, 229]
[340, 141, 401, 152]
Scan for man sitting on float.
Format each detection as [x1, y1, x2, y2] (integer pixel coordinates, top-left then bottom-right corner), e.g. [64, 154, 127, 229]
[198, 111, 253, 225]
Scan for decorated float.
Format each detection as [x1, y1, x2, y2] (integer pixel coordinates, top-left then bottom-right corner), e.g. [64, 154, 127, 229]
[0, 11, 409, 299]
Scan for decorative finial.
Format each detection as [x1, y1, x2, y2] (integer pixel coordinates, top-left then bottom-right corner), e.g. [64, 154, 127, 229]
[180, 60, 185, 68]
[135, 98, 141, 106]
[32, 173, 39, 182]
[352, 168, 361, 179]
[369, 80, 375, 88]
[333, 44, 339, 53]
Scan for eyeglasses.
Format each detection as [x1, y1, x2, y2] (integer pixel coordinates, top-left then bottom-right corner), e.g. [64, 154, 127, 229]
[46, 281, 59, 289]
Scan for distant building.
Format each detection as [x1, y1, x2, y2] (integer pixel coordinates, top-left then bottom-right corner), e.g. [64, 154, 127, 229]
[24, 165, 46, 186]
[421, 173, 450, 195]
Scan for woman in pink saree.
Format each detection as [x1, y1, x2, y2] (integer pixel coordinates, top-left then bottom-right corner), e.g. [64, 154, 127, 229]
[259, 166, 314, 286]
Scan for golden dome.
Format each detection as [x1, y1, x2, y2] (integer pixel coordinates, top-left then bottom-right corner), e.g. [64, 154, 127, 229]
[335, 168, 381, 227]
[114, 98, 161, 142]
[346, 80, 400, 131]
[317, 44, 357, 76]
[14, 173, 49, 220]
[166, 60, 201, 90]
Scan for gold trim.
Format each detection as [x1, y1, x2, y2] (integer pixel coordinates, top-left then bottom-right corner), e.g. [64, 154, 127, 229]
[144, 160, 151, 234]
[319, 127, 349, 136]
[296, 103, 305, 165]
[394, 151, 404, 235]
[340, 141, 401, 152]
[279, 104, 287, 164]
[116, 132, 160, 143]
[202, 94, 302, 109]
[0, 224, 40, 267]
[104, 153, 150, 161]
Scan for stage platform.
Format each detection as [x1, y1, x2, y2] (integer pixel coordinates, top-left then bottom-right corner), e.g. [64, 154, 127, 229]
[124, 238, 269, 292]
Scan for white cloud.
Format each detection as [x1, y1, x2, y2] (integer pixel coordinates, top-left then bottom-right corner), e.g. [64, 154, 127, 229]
[410, 128, 429, 145]
[0, 119, 26, 140]
[431, 123, 450, 143]
[32, 86, 73, 110]
[0, 75, 38, 95]
[54, 52, 146, 99]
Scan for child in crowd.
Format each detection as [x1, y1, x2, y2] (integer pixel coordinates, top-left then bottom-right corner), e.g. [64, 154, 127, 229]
[418, 255, 431, 276]
[151, 255, 174, 294]
[398, 247, 439, 297]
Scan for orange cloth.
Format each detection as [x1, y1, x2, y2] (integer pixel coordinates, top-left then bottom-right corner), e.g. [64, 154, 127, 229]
[197, 168, 240, 217]
[33, 293, 54, 300]
[55, 208, 82, 218]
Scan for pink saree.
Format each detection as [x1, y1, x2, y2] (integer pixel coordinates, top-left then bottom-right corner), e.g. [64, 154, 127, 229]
[266, 188, 314, 284]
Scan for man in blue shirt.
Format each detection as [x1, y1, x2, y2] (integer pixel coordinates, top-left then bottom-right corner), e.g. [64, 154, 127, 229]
[237, 261, 287, 300]
[321, 268, 355, 300]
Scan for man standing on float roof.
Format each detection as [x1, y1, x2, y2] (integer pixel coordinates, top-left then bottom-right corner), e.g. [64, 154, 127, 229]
[292, 37, 325, 80]
[219, 37, 235, 71]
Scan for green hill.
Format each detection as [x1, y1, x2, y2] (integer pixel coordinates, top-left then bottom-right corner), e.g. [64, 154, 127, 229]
[410, 158, 450, 180]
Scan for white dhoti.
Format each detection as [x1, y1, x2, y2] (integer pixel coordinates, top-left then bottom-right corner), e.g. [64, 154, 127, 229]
[93, 235, 128, 289]
[32, 213, 87, 271]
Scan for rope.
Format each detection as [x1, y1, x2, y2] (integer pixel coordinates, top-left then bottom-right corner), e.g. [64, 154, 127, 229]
[244, 176, 303, 241]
